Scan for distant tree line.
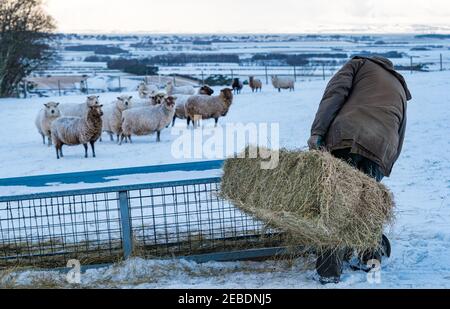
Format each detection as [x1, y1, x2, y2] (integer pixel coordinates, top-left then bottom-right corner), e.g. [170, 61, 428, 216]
[65, 45, 128, 55]
[351, 51, 405, 59]
[107, 59, 159, 75]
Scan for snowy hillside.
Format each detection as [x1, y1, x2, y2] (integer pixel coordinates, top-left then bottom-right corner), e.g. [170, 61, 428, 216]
[0, 70, 449, 288]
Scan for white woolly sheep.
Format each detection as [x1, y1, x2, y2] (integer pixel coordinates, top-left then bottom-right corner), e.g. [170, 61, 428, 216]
[271, 76, 295, 92]
[35, 102, 61, 146]
[120, 95, 176, 144]
[102, 95, 133, 142]
[51, 103, 104, 159]
[185, 88, 234, 128]
[59, 95, 101, 117]
[166, 81, 196, 96]
[138, 82, 159, 99]
[171, 85, 215, 127]
[249, 76, 262, 93]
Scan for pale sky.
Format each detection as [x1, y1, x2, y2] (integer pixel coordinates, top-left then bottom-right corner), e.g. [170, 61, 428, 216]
[44, 0, 450, 34]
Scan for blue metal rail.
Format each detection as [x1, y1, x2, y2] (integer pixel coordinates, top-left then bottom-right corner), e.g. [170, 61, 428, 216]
[0, 160, 224, 188]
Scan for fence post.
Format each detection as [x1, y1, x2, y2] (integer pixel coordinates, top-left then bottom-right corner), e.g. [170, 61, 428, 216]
[118, 76, 122, 92]
[201, 70, 205, 85]
[118, 190, 133, 260]
[440, 53, 443, 71]
[322, 64, 326, 81]
[85, 80, 89, 95]
[231, 69, 234, 80]
[265, 66, 268, 85]
[58, 80, 62, 96]
[173, 76, 176, 87]
[410, 56, 413, 74]
[293, 66, 297, 82]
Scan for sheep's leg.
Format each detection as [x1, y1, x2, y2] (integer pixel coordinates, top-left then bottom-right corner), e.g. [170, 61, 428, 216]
[83, 144, 88, 158]
[128, 136, 133, 144]
[60, 146, 64, 158]
[90, 141, 96, 158]
[187, 117, 191, 128]
[55, 146, 60, 160]
[156, 131, 161, 142]
[41, 134, 46, 145]
[119, 134, 124, 145]
[278, 88, 281, 92]
[214, 118, 219, 128]
[116, 134, 120, 143]
[109, 133, 114, 142]
[172, 115, 177, 127]
[48, 136, 52, 147]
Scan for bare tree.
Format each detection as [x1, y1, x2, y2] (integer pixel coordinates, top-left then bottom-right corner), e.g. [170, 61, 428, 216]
[0, 0, 55, 97]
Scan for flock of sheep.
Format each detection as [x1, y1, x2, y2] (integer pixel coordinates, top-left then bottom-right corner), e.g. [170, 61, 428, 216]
[35, 75, 296, 159]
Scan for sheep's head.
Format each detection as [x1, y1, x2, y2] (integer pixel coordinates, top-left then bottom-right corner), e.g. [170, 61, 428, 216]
[44, 102, 61, 118]
[199, 85, 214, 96]
[88, 103, 104, 118]
[87, 95, 100, 106]
[151, 92, 166, 105]
[117, 95, 133, 110]
[220, 88, 233, 102]
[163, 95, 177, 109]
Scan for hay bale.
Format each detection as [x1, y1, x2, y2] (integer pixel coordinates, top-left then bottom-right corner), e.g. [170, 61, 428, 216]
[220, 148, 394, 251]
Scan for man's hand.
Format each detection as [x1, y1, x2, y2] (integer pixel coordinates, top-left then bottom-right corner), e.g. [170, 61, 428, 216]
[308, 135, 324, 150]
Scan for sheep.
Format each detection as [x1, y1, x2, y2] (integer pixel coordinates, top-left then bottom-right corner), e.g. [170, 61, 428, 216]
[171, 85, 215, 127]
[166, 81, 196, 96]
[59, 95, 100, 117]
[249, 76, 262, 93]
[51, 103, 104, 159]
[35, 102, 61, 146]
[271, 76, 295, 92]
[137, 82, 158, 99]
[102, 95, 133, 142]
[120, 95, 176, 144]
[231, 78, 244, 94]
[185, 88, 234, 128]
[132, 91, 166, 108]
[198, 85, 214, 96]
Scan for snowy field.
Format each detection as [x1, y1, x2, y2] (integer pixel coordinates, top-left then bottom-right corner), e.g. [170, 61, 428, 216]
[0, 70, 449, 288]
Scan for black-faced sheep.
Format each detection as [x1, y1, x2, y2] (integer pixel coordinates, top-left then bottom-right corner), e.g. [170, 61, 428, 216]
[185, 88, 234, 128]
[231, 78, 244, 95]
[120, 96, 176, 144]
[35, 102, 61, 146]
[171, 85, 215, 127]
[51, 103, 104, 159]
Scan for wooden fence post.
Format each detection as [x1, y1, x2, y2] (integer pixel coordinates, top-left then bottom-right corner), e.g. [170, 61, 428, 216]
[58, 80, 62, 96]
[410, 56, 413, 74]
[294, 66, 297, 82]
[118, 76, 122, 92]
[440, 54, 443, 71]
[265, 66, 269, 85]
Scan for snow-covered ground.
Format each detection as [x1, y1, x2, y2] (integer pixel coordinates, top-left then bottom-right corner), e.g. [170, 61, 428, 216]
[0, 70, 449, 288]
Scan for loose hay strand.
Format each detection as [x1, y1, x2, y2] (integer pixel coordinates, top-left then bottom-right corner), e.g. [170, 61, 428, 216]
[220, 147, 395, 252]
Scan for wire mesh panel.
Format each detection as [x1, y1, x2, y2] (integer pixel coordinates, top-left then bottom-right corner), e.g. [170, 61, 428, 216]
[129, 180, 280, 257]
[0, 177, 280, 268]
[0, 192, 123, 268]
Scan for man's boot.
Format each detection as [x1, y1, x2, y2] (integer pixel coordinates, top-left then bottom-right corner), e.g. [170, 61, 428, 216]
[316, 249, 344, 284]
